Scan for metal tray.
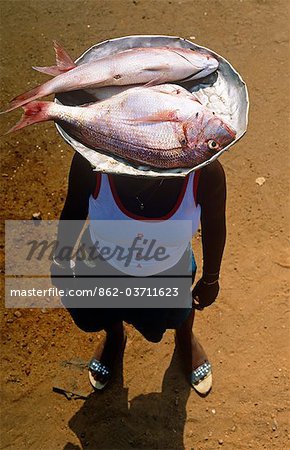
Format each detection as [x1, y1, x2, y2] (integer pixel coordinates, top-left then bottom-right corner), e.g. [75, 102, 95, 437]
[55, 35, 249, 178]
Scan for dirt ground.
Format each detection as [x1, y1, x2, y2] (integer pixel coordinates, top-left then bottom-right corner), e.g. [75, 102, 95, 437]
[0, 0, 289, 449]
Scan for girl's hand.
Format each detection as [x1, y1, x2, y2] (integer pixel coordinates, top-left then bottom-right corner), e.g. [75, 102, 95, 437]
[191, 278, 219, 310]
[50, 258, 75, 290]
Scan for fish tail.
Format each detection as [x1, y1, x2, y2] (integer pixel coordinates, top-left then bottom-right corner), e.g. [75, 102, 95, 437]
[1, 84, 49, 114]
[4, 101, 52, 134]
[32, 65, 69, 76]
[53, 40, 76, 69]
[32, 40, 76, 77]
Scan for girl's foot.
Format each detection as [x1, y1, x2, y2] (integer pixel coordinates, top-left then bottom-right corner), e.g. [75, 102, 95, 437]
[89, 323, 126, 390]
[176, 327, 212, 395]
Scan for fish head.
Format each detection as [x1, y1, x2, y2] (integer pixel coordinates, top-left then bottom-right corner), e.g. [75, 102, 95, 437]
[184, 111, 236, 163]
[181, 49, 219, 80]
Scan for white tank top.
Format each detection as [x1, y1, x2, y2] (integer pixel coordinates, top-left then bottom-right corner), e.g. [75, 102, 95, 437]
[88, 173, 201, 276]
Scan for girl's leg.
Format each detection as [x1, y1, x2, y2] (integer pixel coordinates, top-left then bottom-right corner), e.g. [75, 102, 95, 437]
[175, 309, 209, 373]
[65, 307, 126, 387]
[89, 320, 126, 386]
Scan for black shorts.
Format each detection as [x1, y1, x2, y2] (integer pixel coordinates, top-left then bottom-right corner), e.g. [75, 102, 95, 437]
[62, 231, 195, 342]
[65, 306, 193, 342]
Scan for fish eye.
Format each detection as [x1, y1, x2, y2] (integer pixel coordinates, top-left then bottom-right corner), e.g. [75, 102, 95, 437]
[207, 140, 220, 151]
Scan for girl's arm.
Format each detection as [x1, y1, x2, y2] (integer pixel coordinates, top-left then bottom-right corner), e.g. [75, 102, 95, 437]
[53, 152, 96, 265]
[192, 160, 227, 309]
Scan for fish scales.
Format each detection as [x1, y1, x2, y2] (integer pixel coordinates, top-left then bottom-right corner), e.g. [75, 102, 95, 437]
[6, 85, 236, 169]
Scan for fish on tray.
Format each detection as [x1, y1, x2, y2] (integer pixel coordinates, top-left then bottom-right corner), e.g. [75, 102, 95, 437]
[5, 84, 235, 169]
[2, 42, 219, 113]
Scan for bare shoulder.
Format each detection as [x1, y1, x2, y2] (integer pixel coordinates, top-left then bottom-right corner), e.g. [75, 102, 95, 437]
[200, 159, 226, 184]
[68, 152, 96, 196]
[197, 160, 226, 205]
[70, 151, 93, 172]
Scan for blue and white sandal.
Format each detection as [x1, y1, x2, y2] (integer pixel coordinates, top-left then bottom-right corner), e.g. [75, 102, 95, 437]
[191, 361, 212, 395]
[88, 335, 127, 390]
[88, 358, 111, 390]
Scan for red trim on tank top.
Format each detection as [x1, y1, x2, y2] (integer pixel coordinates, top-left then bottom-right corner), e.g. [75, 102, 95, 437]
[92, 173, 101, 199]
[108, 174, 189, 221]
[193, 170, 200, 205]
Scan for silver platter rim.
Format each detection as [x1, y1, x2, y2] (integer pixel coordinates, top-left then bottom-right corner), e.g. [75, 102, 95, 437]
[55, 34, 249, 178]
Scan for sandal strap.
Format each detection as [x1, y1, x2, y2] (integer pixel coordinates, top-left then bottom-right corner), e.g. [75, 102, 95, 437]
[191, 361, 212, 385]
[89, 358, 110, 376]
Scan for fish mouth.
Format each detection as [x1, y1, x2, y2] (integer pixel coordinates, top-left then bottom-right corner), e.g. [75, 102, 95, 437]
[188, 125, 236, 155]
[180, 69, 205, 82]
[212, 117, 237, 145]
[223, 122, 237, 141]
[182, 63, 219, 82]
[207, 57, 219, 72]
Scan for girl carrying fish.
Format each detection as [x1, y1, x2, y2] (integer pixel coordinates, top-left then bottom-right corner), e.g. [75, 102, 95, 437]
[50, 151, 226, 395]
[4, 40, 233, 395]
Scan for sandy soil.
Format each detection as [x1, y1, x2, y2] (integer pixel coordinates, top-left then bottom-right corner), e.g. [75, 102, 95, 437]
[0, 0, 289, 449]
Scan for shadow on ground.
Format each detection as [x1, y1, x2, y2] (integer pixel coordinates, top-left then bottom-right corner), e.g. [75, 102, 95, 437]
[64, 347, 193, 449]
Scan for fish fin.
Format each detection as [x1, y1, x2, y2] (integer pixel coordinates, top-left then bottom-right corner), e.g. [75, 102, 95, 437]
[144, 64, 170, 72]
[53, 40, 76, 70]
[1, 85, 46, 113]
[144, 73, 167, 87]
[32, 65, 70, 76]
[190, 92, 203, 104]
[4, 101, 51, 134]
[124, 110, 180, 124]
[31, 41, 76, 77]
[181, 109, 203, 140]
[142, 64, 170, 87]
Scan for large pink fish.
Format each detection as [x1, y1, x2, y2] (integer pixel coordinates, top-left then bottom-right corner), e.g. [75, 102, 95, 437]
[3, 42, 218, 113]
[6, 84, 235, 169]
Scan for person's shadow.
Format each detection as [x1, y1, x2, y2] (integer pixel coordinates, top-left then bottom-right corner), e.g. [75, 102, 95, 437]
[63, 346, 192, 450]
